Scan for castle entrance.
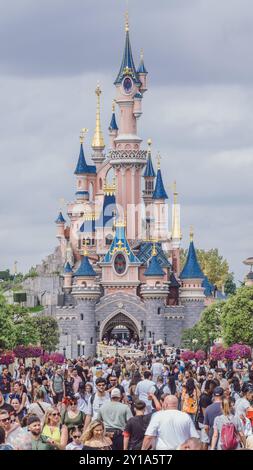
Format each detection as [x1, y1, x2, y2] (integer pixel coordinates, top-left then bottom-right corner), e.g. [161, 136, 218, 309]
[101, 312, 139, 343]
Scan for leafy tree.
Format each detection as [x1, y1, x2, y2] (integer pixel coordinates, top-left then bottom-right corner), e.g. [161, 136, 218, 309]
[224, 273, 237, 296]
[180, 248, 229, 289]
[181, 301, 225, 351]
[221, 286, 253, 346]
[33, 316, 59, 352]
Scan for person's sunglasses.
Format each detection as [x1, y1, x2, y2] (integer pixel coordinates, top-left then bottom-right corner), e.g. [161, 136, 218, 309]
[0, 417, 10, 423]
[73, 435, 81, 439]
[51, 412, 60, 416]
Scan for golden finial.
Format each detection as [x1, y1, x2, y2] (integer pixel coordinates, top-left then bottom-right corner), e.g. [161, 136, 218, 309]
[92, 82, 105, 149]
[83, 239, 89, 256]
[80, 128, 88, 144]
[157, 152, 161, 170]
[140, 48, 144, 62]
[112, 100, 116, 113]
[147, 138, 152, 155]
[190, 226, 194, 242]
[125, 10, 129, 32]
[152, 242, 157, 257]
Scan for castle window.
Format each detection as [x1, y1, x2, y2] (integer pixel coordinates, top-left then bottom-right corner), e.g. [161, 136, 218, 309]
[90, 337, 93, 344]
[99, 178, 103, 190]
[106, 234, 113, 246]
[80, 314, 84, 321]
[82, 282, 87, 287]
[149, 331, 152, 338]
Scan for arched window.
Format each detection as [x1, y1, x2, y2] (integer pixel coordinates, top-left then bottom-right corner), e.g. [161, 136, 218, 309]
[80, 314, 84, 321]
[90, 337, 93, 344]
[81, 282, 87, 287]
[106, 234, 113, 246]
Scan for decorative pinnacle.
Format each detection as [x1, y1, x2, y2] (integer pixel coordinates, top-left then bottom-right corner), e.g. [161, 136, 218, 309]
[83, 239, 89, 256]
[157, 152, 161, 170]
[80, 128, 88, 144]
[140, 48, 144, 62]
[190, 226, 194, 242]
[152, 242, 157, 257]
[112, 100, 116, 113]
[125, 10, 129, 32]
[173, 180, 178, 203]
[147, 138, 152, 155]
[92, 82, 105, 149]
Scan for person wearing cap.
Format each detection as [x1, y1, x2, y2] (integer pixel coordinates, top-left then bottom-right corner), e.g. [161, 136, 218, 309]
[204, 386, 223, 444]
[96, 387, 132, 450]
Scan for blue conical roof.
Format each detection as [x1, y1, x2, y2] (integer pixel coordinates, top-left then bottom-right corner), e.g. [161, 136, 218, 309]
[180, 241, 204, 279]
[64, 262, 73, 273]
[109, 112, 118, 131]
[73, 256, 97, 277]
[55, 212, 66, 224]
[202, 275, 214, 297]
[152, 169, 168, 199]
[114, 31, 141, 85]
[143, 153, 156, 178]
[103, 223, 140, 264]
[137, 59, 148, 74]
[74, 144, 96, 175]
[144, 254, 165, 277]
[170, 272, 180, 288]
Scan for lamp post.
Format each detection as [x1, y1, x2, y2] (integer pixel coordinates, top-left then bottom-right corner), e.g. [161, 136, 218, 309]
[164, 334, 167, 345]
[152, 332, 155, 344]
[81, 341, 86, 356]
[63, 346, 66, 358]
[77, 340, 81, 357]
[115, 343, 119, 358]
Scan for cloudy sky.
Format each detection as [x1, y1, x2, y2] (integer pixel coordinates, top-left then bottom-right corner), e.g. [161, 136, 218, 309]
[0, 0, 252, 283]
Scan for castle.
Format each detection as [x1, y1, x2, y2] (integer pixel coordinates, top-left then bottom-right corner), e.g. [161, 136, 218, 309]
[22, 15, 217, 358]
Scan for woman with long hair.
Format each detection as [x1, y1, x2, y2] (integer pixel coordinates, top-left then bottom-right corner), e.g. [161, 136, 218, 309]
[211, 397, 246, 450]
[61, 397, 85, 435]
[42, 407, 68, 449]
[181, 378, 199, 421]
[82, 420, 112, 450]
[10, 397, 27, 424]
[9, 381, 28, 416]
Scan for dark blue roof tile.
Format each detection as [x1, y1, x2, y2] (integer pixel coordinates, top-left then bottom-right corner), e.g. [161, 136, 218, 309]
[180, 241, 204, 279]
[152, 169, 168, 200]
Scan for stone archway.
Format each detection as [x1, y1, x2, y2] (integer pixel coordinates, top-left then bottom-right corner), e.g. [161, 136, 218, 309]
[100, 311, 140, 341]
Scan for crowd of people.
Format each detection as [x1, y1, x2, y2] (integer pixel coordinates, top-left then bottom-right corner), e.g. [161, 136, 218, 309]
[0, 350, 253, 451]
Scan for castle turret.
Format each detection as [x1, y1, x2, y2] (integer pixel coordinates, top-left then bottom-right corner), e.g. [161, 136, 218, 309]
[74, 130, 96, 202]
[55, 212, 66, 239]
[152, 155, 168, 241]
[110, 14, 147, 240]
[71, 247, 101, 357]
[171, 181, 181, 277]
[143, 139, 156, 240]
[179, 229, 205, 328]
[108, 101, 118, 150]
[141, 243, 169, 345]
[91, 84, 106, 165]
[63, 262, 73, 293]
[137, 49, 148, 93]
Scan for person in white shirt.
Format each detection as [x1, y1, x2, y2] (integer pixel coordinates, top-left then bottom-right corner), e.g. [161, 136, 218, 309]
[142, 395, 199, 450]
[84, 378, 110, 428]
[135, 371, 156, 414]
[151, 359, 164, 383]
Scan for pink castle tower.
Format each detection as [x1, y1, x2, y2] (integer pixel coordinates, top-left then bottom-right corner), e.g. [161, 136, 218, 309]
[110, 14, 148, 241]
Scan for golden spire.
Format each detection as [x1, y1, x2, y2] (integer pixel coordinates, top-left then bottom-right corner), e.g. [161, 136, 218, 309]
[152, 242, 157, 257]
[157, 152, 161, 170]
[125, 10, 129, 32]
[112, 100, 116, 113]
[80, 128, 88, 144]
[172, 181, 181, 240]
[190, 226, 194, 242]
[92, 83, 105, 149]
[83, 239, 89, 256]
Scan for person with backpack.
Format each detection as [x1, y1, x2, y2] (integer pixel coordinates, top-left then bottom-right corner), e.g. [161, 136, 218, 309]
[181, 378, 199, 422]
[51, 369, 65, 404]
[210, 397, 246, 450]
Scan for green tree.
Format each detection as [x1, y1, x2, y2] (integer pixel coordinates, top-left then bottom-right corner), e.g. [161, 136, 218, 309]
[181, 301, 225, 351]
[180, 248, 229, 289]
[224, 273, 237, 296]
[221, 286, 253, 346]
[33, 316, 59, 352]
[0, 294, 16, 350]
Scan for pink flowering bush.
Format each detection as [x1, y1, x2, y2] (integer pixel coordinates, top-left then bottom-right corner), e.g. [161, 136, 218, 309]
[181, 350, 195, 361]
[224, 344, 252, 360]
[13, 346, 43, 358]
[195, 350, 206, 361]
[0, 352, 15, 365]
[47, 353, 64, 364]
[210, 345, 226, 360]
